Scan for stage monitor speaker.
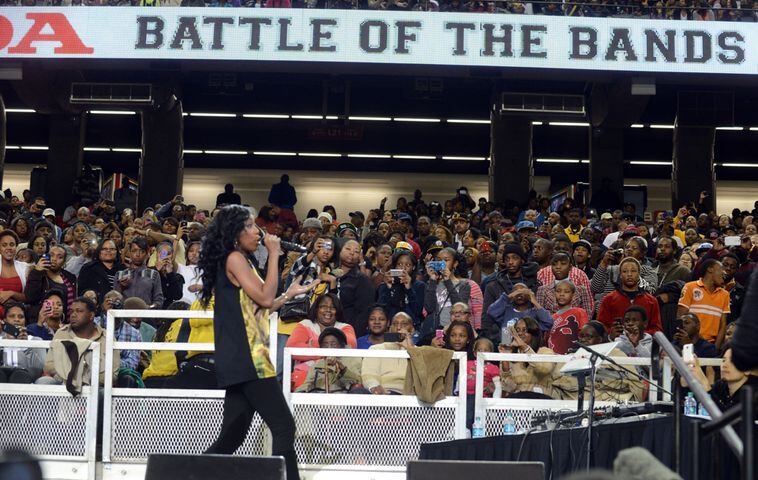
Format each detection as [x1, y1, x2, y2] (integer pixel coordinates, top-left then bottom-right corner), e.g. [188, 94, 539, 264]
[406, 460, 544, 480]
[145, 454, 284, 480]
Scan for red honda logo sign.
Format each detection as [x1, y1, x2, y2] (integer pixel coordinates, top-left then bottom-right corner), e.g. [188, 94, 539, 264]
[0, 13, 93, 54]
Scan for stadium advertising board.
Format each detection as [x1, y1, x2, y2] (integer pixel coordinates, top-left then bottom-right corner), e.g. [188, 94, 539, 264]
[0, 7, 754, 74]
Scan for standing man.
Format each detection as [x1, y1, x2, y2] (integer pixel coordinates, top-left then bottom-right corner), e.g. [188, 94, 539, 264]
[677, 259, 730, 348]
[268, 175, 298, 228]
[216, 184, 241, 207]
[654, 236, 691, 288]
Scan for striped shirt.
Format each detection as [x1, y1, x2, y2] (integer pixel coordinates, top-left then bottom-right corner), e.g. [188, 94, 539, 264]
[678, 279, 730, 343]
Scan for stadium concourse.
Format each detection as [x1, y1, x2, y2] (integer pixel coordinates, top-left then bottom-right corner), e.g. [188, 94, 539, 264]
[2, 2, 758, 480]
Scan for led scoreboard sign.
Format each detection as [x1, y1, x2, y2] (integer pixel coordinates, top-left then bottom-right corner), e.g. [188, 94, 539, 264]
[0, 8, 754, 75]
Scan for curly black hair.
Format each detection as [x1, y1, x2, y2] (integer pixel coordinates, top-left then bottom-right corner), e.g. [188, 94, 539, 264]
[198, 205, 254, 308]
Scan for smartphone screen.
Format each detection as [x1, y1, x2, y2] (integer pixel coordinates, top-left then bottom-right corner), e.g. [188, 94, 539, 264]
[384, 332, 402, 343]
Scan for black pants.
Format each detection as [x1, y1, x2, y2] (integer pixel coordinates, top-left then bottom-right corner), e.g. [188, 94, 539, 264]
[0, 367, 33, 384]
[205, 377, 299, 480]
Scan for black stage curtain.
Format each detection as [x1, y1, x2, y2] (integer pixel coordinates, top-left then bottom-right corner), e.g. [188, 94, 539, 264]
[419, 416, 746, 479]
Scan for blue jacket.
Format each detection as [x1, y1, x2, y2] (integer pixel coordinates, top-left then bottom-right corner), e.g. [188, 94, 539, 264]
[484, 293, 553, 344]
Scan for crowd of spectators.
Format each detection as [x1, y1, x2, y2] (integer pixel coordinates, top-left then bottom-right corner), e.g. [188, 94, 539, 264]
[1, 0, 755, 22]
[0, 174, 756, 433]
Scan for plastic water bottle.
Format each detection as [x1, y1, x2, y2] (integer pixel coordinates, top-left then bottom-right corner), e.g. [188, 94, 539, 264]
[472, 416, 485, 438]
[503, 413, 517, 435]
[698, 403, 710, 418]
[684, 392, 697, 416]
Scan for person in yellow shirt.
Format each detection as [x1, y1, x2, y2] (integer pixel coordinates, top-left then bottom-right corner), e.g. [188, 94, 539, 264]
[563, 208, 584, 243]
[142, 299, 217, 389]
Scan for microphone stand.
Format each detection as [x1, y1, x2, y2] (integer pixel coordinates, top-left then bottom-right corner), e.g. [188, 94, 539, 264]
[573, 342, 674, 473]
[574, 342, 674, 397]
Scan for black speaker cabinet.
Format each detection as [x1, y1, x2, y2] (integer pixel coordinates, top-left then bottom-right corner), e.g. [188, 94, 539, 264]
[407, 460, 544, 480]
[145, 454, 284, 480]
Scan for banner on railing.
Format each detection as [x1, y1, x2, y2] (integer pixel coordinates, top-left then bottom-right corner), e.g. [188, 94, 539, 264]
[0, 7, 755, 74]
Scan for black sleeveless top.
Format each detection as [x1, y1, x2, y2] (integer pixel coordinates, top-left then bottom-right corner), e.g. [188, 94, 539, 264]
[213, 256, 276, 387]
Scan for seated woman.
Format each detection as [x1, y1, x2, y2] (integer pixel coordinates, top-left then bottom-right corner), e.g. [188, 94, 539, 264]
[286, 293, 357, 362]
[359, 312, 416, 395]
[499, 317, 560, 399]
[552, 321, 646, 402]
[357, 304, 389, 349]
[0, 303, 45, 383]
[684, 348, 758, 412]
[295, 328, 361, 393]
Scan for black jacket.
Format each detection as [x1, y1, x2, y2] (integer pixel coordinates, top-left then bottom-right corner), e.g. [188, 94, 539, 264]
[336, 266, 375, 337]
[24, 268, 78, 307]
[78, 260, 125, 302]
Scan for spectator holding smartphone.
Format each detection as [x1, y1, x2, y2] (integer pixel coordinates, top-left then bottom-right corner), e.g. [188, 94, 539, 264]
[154, 242, 185, 308]
[673, 313, 718, 359]
[115, 238, 164, 309]
[26, 291, 65, 340]
[0, 303, 45, 383]
[25, 245, 77, 312]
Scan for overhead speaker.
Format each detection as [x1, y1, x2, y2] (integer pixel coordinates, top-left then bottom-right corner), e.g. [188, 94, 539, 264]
[70, 83, 153, 105]
[501, 92, 585, 116]
[406, 460, 545, 480]
[145, 454, 285, 480]
[676, 91, 734, 127]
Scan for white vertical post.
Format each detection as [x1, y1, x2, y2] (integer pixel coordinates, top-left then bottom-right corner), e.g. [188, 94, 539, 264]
[454, 353, 468, 439]
[102, 310, 115, 463]
[474, 353, 485, 434]
[86, 342, 100, 480]
[269, 312, 278, 372]
[282, 347, 293, 408]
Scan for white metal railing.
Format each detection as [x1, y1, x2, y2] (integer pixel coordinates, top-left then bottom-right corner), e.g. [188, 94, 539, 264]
[283, 347, 468, 470]
[15, 307, 720, 476]
[102, 309, 275, 465]
[0, 338, 100, 480]
[474, 351, 655, 434]
[473, 352, 724, 435]
[102, 310, 467, 473]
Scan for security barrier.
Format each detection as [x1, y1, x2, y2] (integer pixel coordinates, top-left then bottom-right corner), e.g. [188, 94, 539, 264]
[283, 347, 468, 471]
[0, 339, 100, 480]
[0, 309, 726, 479]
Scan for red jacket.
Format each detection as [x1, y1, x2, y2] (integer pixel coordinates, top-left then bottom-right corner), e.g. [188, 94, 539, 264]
[597, 289, 662, 334]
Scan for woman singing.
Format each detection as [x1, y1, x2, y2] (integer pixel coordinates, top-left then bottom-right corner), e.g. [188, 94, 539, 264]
[199, 205, 314, 480]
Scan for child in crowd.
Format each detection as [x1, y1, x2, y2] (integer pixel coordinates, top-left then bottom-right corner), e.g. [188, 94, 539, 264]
[548, 279, 589, 354]
[467, 337, 501, 397]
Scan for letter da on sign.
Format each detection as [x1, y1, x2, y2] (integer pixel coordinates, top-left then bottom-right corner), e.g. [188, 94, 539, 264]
[1, 13, 93, 54]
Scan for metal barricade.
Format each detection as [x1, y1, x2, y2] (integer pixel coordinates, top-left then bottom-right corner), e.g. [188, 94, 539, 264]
[102, 309, 277, 478]
[0, 339, 99, 480]
[474, 352, 654, 434]
[283, 347, 468, 472]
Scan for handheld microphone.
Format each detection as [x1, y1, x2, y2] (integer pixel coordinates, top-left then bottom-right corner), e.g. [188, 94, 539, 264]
[280, 241, 307, 253]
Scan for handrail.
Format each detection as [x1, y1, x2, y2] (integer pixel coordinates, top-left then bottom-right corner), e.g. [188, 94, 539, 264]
[0, 338, 99, 480]
[283, 346, 469, 439]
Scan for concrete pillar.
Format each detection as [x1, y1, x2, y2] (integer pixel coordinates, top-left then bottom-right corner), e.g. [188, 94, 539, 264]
[489, 111, 533, 206]
[46, 113, 86, 212]
[138, 100, 184, 214]
[588, 126, 624, 213]
[672, 122, 715, 212]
